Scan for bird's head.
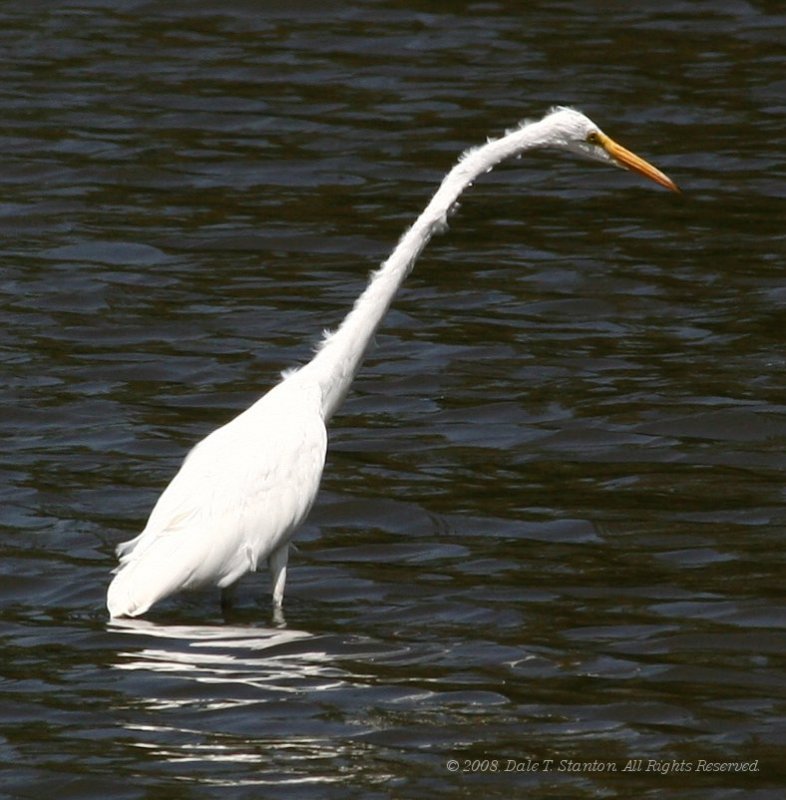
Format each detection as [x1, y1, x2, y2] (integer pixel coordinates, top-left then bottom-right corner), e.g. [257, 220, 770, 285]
[541, 106, 679, 193]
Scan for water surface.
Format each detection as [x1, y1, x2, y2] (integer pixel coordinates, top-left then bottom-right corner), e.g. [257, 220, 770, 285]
[1, 2, 785, 798]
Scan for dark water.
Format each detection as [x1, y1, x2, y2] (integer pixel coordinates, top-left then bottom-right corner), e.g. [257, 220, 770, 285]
[2, 2, 785, 797]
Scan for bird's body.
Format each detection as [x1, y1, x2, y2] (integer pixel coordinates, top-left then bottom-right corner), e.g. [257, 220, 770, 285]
[107, 107, 678, 618]
[107, 372, 326, 617]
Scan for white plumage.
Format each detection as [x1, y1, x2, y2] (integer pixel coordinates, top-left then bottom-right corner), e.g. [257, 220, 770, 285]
[107, 375, 326, 617]
[107, 107, 677, 618]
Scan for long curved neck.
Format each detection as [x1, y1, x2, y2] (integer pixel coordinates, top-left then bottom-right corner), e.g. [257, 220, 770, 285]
[300, 116, 554, 421]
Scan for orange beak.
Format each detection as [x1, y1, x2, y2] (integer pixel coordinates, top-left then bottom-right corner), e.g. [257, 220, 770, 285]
[596, 131, 680, 193]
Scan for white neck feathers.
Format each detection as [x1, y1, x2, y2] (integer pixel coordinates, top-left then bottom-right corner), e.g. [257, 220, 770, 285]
[298, 117, 552, 420]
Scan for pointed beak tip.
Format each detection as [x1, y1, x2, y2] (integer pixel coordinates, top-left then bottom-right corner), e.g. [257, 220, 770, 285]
[655, 173, 681, 194]
[600, 132, 680, 194]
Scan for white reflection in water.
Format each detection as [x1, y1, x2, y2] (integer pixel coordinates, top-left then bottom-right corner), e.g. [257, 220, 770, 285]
[110, 618, 358, 695]
[108, 619, 387, 786]
[124, 725, 380, 789]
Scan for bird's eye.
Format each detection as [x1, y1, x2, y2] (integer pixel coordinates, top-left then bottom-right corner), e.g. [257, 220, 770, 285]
[586, 132, 601, 145]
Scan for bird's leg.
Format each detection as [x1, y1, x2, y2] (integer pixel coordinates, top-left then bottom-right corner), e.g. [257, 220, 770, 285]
[220, 584, 236, 614]
[272, 603, 286, 627]
[269, 543, 289, 608]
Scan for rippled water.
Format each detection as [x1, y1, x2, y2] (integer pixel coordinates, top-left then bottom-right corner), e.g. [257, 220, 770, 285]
[2, 2, 785, 798]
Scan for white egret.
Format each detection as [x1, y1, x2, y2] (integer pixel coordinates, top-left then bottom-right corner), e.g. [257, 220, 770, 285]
[107, 107, 678, 618]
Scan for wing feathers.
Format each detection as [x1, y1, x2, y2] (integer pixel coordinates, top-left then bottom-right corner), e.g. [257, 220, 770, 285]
[107, 377, 327, 617]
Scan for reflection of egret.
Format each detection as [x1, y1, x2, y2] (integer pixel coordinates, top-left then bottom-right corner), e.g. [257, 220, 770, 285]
[109, 620, 375, 697]
[110, 619, 326, 692]
[107, 107, 678, 619]
[109, 621, 387, 786]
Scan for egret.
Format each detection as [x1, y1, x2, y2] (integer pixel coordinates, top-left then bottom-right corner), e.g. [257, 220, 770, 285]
[107, 107, 678, 618]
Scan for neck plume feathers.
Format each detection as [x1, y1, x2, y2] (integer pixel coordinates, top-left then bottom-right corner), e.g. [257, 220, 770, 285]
[299, 117, 550, 420]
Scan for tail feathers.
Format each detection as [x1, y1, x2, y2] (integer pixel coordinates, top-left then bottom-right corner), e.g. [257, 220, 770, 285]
[115, 532, 143, 562]
[106, 537, 197, 618]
